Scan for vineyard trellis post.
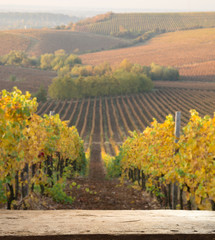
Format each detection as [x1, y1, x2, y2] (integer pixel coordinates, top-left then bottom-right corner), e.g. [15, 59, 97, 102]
[172, 111, 181, 209]
[49, 111, 55, 116]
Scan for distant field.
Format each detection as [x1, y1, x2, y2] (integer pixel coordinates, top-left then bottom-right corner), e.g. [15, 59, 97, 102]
[0, 12, 76, 30]
[74, 12, 215, 35]
[0, 65, 56, 93]
[80, 28, 215, 82]
[36, 89, 215, 155]
[0, 29, 131, 56]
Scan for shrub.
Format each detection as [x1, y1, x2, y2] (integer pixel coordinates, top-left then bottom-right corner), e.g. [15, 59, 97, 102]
[9, 74, 16, 82]
[33, 85, 47, 102]
[45, 183, 74, 204]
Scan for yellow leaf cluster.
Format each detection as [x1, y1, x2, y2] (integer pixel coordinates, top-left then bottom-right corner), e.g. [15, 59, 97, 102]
[0, 88, 84, 192]
[120, 110, 215, 210]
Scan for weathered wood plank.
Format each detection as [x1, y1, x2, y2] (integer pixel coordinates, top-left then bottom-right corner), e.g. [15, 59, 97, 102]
[0, 210, 214, 240]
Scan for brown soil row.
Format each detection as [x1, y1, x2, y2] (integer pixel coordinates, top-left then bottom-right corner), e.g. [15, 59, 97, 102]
[36, 89, 215, 156]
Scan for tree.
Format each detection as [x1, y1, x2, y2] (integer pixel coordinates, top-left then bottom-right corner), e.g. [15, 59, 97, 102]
[119, 59, 133, 72]
[33, 85, 47, 102]
[40, 53, 55, 70]
[162, 66, 179, 81]
[150, 63, 164, 80]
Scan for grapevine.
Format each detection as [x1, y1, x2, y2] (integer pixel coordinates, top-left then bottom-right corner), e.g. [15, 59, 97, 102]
[0, 88, 86, 209]
[118, 110, 215, 210]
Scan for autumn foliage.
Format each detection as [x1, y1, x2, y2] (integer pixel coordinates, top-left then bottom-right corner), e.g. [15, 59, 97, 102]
[0, 88, 86, 209]
[115, 110, 215, 210]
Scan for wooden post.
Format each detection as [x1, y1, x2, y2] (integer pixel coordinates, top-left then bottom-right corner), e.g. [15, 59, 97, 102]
[172, 111, 181, 209]
[175, 112, 181, 144]
[49, 111, 55, 116]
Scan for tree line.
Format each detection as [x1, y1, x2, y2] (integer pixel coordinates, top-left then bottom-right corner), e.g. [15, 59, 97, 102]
[0, 12, 77, 30]
[49, 59, 179, 99]
[0, 50, 179, 99]
[0, 49, 82, 71]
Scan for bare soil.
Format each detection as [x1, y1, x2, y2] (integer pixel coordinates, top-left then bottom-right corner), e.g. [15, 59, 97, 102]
[80, 28, 215, 82]
[69, 178, 161, 210]
[0, 65, 55, 93]
[0, 29, 131, 56]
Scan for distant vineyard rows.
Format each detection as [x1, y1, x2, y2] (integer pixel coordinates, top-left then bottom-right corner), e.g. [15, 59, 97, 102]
[37, 89, 215, 155]
[74, 12, 215, 35]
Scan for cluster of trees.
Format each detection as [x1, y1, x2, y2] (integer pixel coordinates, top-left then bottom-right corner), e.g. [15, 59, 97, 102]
[145, 62, 179, 81]
[40, 49, 82, 71]
[63, 59, 179, 81]
[112, 27, 164, 40]
[48, 60, 155, 99]
[133, 29, 166, 44]
[69, 60, 179, 81]
[48, 59, 179, 99]
[0, 50, 179, 99]
[0, 51, 38, 67]
[0, 51, 178, 83]
[0, 50, 82, 72]
[48, 71, 153, 99]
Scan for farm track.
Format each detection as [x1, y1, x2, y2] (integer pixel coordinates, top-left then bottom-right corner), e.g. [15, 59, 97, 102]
[37, 88, 215, 157]
[89, 99, 106, 181]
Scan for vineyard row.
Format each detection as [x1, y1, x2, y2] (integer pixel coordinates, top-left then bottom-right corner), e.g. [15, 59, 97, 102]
[36, 89, 215, 156]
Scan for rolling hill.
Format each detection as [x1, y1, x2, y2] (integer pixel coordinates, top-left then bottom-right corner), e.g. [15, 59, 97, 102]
[0, 29, 131, 56]
[73, 12, 215, 36]
[80, 28, 215, 82]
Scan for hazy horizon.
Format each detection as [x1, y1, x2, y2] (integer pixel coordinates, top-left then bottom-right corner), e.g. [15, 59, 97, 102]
[0, 0, 215, 13]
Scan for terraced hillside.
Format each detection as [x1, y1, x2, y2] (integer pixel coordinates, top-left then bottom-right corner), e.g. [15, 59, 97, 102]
[80, 28, 215, 82]
[36, 88, 215, 156]
[74, 12, 215, 36]
[0, 29, 131, 56]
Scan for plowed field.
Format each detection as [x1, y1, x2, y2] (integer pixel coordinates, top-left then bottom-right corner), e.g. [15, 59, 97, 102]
[0, 29, 131, 56]
[0, 65, 56, 93]
[80, 28, 215, 82]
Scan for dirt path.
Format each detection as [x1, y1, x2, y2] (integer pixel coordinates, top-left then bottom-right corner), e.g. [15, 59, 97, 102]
[89, 143, 105, 180]
[77, 98, 161, 210]
[89, 99, 106, 180]
[69, 178, 161, 210]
